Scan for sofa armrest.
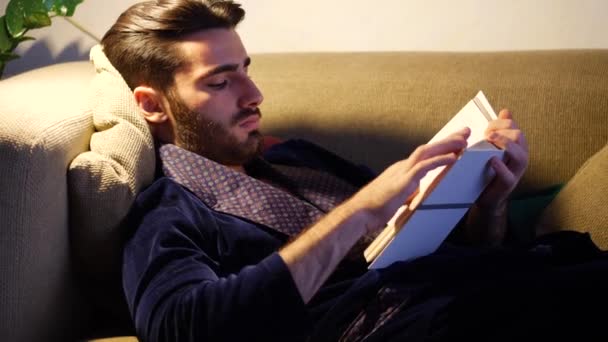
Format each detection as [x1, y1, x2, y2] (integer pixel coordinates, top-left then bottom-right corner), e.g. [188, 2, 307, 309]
[0, 61, 96, 341]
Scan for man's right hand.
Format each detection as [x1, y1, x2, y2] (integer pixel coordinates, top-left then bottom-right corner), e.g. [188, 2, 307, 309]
[350, 127, 470, 234]
[280, 127, 470, 303]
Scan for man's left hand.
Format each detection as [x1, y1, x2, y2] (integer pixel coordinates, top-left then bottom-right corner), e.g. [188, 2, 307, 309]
[477, 109, 529, 213]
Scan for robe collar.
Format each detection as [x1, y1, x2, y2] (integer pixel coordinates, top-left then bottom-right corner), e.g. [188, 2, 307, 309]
[159, 144, 357, 237]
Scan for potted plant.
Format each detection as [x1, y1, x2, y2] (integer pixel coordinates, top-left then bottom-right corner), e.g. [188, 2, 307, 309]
[0, 0, 88, 78]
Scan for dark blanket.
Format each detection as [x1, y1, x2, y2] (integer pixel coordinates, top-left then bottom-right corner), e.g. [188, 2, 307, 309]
[309, 231, 608, 341]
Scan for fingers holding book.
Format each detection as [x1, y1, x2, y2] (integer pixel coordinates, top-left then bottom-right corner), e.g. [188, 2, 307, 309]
[353, 129, 470, 233]
[478, 109, 530, 209]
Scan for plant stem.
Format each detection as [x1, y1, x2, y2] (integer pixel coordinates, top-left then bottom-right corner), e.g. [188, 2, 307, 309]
[62, 16, 100, 43]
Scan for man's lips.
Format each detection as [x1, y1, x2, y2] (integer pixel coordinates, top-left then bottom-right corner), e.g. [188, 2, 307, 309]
[237, 114, 261, 130]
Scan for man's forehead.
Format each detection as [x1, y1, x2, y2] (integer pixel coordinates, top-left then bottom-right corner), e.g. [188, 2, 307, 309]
[178, 28, 247, 68]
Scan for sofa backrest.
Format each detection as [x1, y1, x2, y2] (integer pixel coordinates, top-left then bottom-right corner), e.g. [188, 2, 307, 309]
[252, 50, 608, 195]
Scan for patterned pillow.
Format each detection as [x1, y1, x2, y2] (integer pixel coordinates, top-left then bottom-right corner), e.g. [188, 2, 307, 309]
[536, 142, 608, 248]
[68, 45, 155, 279]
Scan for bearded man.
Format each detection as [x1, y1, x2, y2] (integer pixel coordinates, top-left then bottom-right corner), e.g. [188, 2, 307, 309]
[102, 1, 608, 341]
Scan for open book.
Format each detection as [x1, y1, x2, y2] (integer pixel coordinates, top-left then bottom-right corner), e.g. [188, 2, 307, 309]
[364, 91, 505, 269]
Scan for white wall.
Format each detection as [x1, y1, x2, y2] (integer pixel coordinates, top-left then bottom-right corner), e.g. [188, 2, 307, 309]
[240, 0, 608, 52]
[2, 0, 607, 77]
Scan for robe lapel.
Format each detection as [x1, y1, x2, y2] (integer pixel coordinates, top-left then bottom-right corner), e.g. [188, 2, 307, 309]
[159, 144, 325, 237]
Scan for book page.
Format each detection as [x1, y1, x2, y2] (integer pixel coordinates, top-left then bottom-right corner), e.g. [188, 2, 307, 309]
[419, 91, 497, 197]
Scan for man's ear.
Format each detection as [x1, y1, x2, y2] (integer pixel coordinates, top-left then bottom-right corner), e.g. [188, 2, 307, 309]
[133, 86, 169, 124]
[133, 86, 176, 144]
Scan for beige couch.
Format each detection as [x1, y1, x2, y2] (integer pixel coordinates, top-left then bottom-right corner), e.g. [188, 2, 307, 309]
[1, 50, 607, 341]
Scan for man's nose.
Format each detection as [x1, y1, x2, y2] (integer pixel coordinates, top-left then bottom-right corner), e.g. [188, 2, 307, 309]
[238, 77, 264, 109]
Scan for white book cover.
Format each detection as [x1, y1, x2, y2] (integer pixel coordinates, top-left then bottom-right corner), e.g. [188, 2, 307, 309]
[365, 91, 505, 269]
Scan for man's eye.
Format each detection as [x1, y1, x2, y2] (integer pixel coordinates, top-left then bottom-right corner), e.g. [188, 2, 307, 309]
[208, 80, 228, 89]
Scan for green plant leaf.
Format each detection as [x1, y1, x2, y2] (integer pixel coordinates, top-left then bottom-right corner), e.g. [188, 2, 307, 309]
[47, 0, 84, 17]
[6, 0, 27, 38]
[0, 50, 20, 78]
[64, 0, 84, 16]
[0, 51, 20, 62]
[24, 12, 51, 29]
[0, 16, 13, 52]
[23, 0, 48, 16]
[16, 35, 35, 42]
[23, 0, 52, 29]
[7, 34, 33, 51]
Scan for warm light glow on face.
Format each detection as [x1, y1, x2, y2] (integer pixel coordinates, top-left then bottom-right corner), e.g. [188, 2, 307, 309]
[167, 28, 265, 166]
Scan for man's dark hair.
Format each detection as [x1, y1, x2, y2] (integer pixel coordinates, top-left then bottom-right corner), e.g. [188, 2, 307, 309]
[101, 0, 245, 91]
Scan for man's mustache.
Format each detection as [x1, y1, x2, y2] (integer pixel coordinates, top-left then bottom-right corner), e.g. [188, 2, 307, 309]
[231, 108, 262, 126]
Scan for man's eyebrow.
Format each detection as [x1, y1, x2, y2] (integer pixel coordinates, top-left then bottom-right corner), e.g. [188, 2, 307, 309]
[199, 57, 251, 79]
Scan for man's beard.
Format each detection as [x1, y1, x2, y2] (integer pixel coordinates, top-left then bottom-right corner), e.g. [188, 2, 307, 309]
[166, 90, 264, 166]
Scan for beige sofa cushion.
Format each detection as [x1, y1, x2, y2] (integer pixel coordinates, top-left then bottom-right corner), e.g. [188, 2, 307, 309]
[536, 143, 608, 248]
[68, 45, 155, 280]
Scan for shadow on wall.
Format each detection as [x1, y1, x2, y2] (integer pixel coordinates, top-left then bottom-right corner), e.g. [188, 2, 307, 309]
[267, 125, 422, 174]
[3, 38, 91, 78]
[267, 124, 541, 197]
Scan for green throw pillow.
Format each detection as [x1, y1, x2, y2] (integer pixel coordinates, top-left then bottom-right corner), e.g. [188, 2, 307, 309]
[508, 184, 564, 244]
